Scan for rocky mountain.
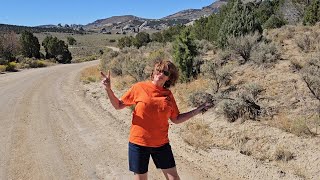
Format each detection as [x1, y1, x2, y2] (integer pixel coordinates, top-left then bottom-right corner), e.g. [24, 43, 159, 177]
[162, 0, 228, 20]
[84, 15, 148, 32]
[84, 0, 228, 33]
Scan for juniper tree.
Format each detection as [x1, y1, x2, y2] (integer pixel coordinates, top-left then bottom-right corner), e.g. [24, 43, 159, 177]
[42, 36, 72, 63]
[303, 0, 320, 25]
[20, 31, 40, 58]
[173, 28, 198, 82]
[217, 0, 262, 47]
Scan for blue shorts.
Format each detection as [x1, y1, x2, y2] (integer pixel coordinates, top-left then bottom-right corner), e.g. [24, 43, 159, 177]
[128, 142, 176, 174]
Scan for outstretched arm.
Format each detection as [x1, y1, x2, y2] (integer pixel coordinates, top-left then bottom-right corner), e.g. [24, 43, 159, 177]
[101, 71, 126, 110]
[170, 103, 213, 124]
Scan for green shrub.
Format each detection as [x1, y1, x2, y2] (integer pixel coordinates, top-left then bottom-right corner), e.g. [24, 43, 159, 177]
[222, 99, 243, 122]
[18, 58, 52, 69]
[147, 50, 167, 63]
[250, 41, 280, 67]
[244, 83, 264, 100]
[67, 36, 77, 45]
[195, 39, 215, 55]
[274, 146, 295, 161]
[133, 32, 150, 48]
[227, 32, 260, 64]
[83, 55, 98, 62]
[6, 62, 17, 71]
[218, 50, 232, 65]
[302, 56, 320, 101]
[117, 36, 134, 49]
[295, 34, 311, 52]
[150, 32, 163, 42]
[188, 91, 214, 107]
[29, 60, 46, 68]
[109, 58, 123, 76]
[263, 15, 286, 29]
[201, 61, 232, 93]
[0, 65, 6, 72]
[122, 56, 147, 82]
[109, 51, 119, 58]
[222, 84, 263, 122]
[290, 59, 304, 72]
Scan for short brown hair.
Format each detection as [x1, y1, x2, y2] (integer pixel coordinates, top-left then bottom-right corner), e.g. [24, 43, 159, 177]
[150, 60, 179, 88]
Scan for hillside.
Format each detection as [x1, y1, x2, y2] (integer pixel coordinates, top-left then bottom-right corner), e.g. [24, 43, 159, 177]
[78, 23, 320, 179]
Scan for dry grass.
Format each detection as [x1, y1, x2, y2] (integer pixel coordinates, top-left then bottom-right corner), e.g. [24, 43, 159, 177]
[273, 145, 295, 162]
[80, 64, 137, 91]
[181, 119, 215, 150]
[80, 65, 101, 84]
[268, 114, 314, 137]
[171, 77, 210, 111]
[292, 166, 307, 179]
[112, 75, 136, 91]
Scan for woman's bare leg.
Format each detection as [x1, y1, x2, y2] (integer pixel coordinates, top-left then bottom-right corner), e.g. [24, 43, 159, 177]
[161, 167, 180, 180]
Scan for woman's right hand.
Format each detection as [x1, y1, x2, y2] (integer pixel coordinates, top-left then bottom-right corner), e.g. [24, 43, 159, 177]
[101, 71, 111, 90]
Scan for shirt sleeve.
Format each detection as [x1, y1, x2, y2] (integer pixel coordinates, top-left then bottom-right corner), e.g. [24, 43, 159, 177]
[170, 93, 180, 119]
[121, 85, 136, 106]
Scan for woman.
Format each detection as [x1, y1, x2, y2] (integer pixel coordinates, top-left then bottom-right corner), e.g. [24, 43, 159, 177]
[101, 60, 213, 180]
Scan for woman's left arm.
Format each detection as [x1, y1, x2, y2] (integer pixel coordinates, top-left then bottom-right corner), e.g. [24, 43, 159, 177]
[170, 103, 213, 124]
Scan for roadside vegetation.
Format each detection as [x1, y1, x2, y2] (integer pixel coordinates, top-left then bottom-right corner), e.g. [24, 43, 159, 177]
[0, 30, 123, 72]
[79, 2, 320, 175]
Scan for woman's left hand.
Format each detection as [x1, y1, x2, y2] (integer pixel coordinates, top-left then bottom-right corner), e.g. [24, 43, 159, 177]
[199, 102, 214, 113]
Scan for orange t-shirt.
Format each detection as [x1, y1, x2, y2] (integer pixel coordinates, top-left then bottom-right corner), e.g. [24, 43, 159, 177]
[121, 81, 180, 147]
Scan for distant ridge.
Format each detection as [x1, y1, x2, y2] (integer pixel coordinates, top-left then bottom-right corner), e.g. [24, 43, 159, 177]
[0, 23, 83, 34]
[83, 0, 228, 32]
[162, 0, 228, 20]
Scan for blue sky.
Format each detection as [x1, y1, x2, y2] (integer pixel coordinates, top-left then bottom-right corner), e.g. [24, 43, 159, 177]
[0, 0, 215, 26]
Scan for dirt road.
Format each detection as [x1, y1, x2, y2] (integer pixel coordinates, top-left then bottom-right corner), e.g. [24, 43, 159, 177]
[0, 61, 214, 180]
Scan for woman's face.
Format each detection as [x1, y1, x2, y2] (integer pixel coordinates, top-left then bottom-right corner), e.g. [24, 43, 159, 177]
[153, 66, 170, 84]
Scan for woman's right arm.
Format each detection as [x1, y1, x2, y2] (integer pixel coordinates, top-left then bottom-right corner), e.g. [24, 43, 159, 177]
[101, 71, 126, 110]
[105, 88, 126, 110]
